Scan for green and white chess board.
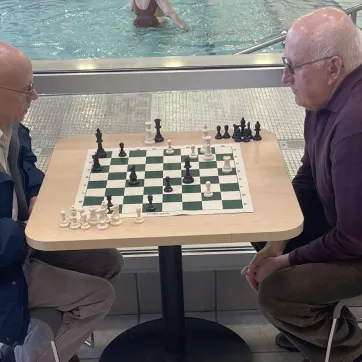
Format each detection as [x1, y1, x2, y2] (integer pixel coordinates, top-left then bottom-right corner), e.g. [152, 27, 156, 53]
[75, 143, 253, 217]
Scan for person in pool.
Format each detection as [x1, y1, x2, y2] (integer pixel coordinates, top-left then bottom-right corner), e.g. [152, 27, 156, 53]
[129, 0, 189, 31]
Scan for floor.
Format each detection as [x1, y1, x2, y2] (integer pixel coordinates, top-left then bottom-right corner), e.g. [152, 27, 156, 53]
[20, 87, 357, 361]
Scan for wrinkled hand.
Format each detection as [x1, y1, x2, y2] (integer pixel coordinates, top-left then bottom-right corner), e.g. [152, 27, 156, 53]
[29, 196, 37, 215]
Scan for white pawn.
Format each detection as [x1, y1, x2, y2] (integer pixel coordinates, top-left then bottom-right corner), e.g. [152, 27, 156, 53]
[80, 213, 91, 230]
[69, 207, 80, 230]
[96, 208, 109, 230]
[189, 144, 198, 159]
[204, 181, 213, 198]
[222, 155, 232, 174]
[88, 207, 98, 226]
[144, 121, 155, 144]
[59, 210, 69, 228]
[166, 139, 174, 155]
[134, 207, 144, 224]
[110, 204, 122, 226]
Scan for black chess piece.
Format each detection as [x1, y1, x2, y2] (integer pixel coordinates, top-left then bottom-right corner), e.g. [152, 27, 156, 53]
[154, 118, 164, 143]
[164, 176, 173, 192]
[118, 142, 127, 157]
[182, 156, 194, 184]
[146, 194, 156, 212]
[247, 122, 253, 138]
[95, 128, 107, 158]
[253, 121, 262, 141]
[106, 194, 113, 212]
[215, 125, 223, 140]
[232, 124, 238, 139]
[127, 165, 139, 185]
[242, 128, 252, 143]
[92, 153, 102, 172]
[240, 118, 246, 136]
[223, 125, 230, 139]
[234, 127, 242, 143]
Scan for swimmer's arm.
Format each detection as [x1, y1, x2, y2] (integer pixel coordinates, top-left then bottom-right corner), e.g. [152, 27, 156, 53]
[156, 0, 189, 31]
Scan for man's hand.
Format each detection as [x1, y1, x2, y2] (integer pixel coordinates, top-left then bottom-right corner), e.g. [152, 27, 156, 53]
[255, 254, 291, 284]
[29, 196, 37, 215]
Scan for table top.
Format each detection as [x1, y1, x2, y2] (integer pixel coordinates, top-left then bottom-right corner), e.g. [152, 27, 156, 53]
[25, 131, 303, 251]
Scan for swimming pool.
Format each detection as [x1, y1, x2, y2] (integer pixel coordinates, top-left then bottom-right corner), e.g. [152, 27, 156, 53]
[0, 0, 345, 60]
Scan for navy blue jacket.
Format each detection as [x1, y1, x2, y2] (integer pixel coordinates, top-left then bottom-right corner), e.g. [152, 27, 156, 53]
[0, 124, 44, 346]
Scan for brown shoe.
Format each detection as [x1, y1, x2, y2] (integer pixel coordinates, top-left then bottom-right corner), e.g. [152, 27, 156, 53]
[68, 356, 80, 362]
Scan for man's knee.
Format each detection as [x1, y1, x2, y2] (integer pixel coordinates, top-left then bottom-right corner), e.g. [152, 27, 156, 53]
[94, 277, 116, 312]
[100, 249, 124, 282]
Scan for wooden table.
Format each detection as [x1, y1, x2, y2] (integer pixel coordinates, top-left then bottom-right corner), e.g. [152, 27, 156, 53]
[26, 130, 303, 362]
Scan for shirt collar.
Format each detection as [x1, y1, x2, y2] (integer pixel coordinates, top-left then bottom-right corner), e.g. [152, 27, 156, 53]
[323, 64, 362, 113]
[0, 125, 13, 152]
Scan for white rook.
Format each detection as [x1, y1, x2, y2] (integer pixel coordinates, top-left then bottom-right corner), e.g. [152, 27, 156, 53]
[144, 121, 155, 144]
[202, 136, 214, 161]
[222, 156, 232, 173]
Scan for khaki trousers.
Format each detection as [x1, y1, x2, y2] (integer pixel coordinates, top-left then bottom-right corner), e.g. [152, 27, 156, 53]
[15, 249, 123, 362]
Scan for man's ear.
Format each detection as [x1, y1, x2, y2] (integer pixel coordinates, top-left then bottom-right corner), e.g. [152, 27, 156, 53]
[328, 56, 344, 85]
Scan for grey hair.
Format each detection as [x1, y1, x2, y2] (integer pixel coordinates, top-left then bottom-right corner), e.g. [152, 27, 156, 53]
[309, 21, 362, 73]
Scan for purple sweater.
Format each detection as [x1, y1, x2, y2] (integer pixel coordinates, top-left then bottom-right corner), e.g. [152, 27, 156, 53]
[289, 65, 362, 265]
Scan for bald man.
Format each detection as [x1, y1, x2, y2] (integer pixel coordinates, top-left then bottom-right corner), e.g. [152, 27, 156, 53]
[0, 43, 124, 362]
[241, 7, 362, 362]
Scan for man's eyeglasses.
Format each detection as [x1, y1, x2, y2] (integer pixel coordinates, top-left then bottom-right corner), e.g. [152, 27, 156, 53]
[282, 56, 332, 74]
[0, 82, 34, 98]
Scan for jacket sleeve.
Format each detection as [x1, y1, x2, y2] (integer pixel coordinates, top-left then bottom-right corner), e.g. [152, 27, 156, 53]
[289, 133, 362, 264]
[18, 125, 44, 200]
[0, 218, 27, 267]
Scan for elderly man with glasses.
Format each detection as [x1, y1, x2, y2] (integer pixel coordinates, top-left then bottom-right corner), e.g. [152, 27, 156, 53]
[0, 43, 124, 362]
[241, 7, 362, 362]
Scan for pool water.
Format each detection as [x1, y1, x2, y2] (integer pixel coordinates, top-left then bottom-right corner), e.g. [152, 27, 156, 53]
[0, 0, 344, 60]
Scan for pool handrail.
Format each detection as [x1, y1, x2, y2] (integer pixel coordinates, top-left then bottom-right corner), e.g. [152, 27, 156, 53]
[234, 4, 362, 55]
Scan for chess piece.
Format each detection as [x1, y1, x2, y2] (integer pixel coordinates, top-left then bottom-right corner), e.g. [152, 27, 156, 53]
[106, 194, 113, 212]
[119, 142, 127, 157]
[200, 125, 209, 154]
[96, 208, 109, 230]
[146, 195, 156, 212]
[234, 127, 242, 143]
[69, 207, 80, 230]
[240, 118, 246, 136]
[166, 140, 174, 155]
[247, 122, 253, 138]
[222, 156, 232, 174]
[92, 153, 102, 172]
[80, 213, 91, 230]
[182, 156, 194, 184]
[223, 125, 230, 139]
[164, 176, 173, 192]
[202, 136, 214, 161]
[134, 207, 144, 224]
[215, 126, 223, 139]
[128, 165, 139, 186]
[145, 121, 155, 144]
[242, 128, 252, 143]
[204, 181, 213, 198]
[154, 119, 164, 143]
[253, 121, 262, 141]
[88, 207, 98, 226]
[232, 124, 238, 139]
[189, 144, 198, 159]
[110, 205, 122, 226]
[59, 210, 69, 228]
[95, 128, 107, 158]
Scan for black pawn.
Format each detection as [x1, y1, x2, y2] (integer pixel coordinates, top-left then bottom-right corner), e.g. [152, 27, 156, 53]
[242, 128, 252, 143]
[154, 118, 164, 143]
[247, 122, 253, 138]
[240, 118, 246, 136]
[164, 176, 173, 192]
[215, 125, 223, 140]
[146, 194, 156, 212]
[95, 128, 106, 158]
[92, 153, 102, 172]
[128, 165, 139, 185]
[223, 125, 230, 139]
[234, 127, 242, 143]
[118, 142, 127, 157]
[253, 121, 262, 141]
[232, 124, 238, 139]
[106, 194, 113, 213]
[182, 156, 194, 184]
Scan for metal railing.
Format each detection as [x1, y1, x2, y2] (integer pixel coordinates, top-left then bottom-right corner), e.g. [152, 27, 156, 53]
[234, 4, 362, 55]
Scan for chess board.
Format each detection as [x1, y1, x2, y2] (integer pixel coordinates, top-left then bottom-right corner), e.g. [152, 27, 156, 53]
[74, 144, 253, 217]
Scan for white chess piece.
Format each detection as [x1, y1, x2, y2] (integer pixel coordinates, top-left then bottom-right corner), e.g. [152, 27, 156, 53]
[144, 121, 155, 144]
[134, 207, 144, 224]
[189, 144, 198, 159]
[202, 136, 214, 161]
[88, 207, 98, 226]
[80, 213, 91, 230]
[166, 140, 174, 155]
[222, 155, 232, 173]
[110, 204, 122, 226]
[101, 201, 110, 223]
[200, 125, 209, 154]
[59, 210, 69, 228]
[204, 181, 213, 198]
[69, 206, 80, 230]
[96, 208, 109, 230]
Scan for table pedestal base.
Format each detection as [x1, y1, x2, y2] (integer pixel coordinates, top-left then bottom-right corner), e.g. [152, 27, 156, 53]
[100, 317, 252, 362]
